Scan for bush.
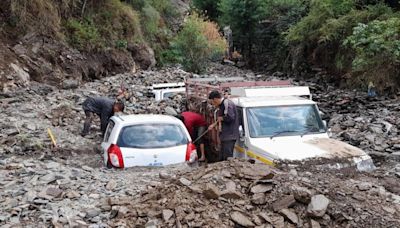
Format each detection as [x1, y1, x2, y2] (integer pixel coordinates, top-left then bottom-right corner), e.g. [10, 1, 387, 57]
[171, 14, 226, 73]
[192, 0, 221, 21]
[64, 19, 102, 51]
[344, 17, 400, 89]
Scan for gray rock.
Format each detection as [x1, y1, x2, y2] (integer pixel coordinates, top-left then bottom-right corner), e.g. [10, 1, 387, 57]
[179, 177, 191, 186]
[106, 180, 117, 191]
[279, 209, 298, 225]
[291, 185, 313, 204]
[203, 183, 220, 199]
[164, 106, 178, 116]
[62, 79, 79, 89]
[46, 187, 63, 198]
[251, 193, 267, 205]
[86, 208, 101, 218]
[272, 195, 296, 212]
[251, 184, 273, 194]
[230, 211, 255, 227]
[357, 182, 372, 191]
[145, 219, 159, 228]
[40, 173, 57, 184]
[162, 209, 174, 221]
[307, 195, 330, 217]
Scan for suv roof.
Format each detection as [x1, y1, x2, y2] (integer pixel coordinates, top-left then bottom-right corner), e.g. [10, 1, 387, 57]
[110, 114, 182, 126]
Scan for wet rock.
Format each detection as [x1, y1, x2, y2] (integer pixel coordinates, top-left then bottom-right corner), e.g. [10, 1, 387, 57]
[230, 211, 255, 227]
[307, 195, 330, 217]
[272, 195, 296, 212]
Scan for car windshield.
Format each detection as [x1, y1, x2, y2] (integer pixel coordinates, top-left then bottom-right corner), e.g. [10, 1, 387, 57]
[246, 105, 326, 138]
[117, 124, 188, 149]
[163, 92, 177, 99]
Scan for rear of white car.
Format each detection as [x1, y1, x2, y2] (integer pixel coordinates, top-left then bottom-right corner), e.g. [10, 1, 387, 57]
[101, 115, 197, 168]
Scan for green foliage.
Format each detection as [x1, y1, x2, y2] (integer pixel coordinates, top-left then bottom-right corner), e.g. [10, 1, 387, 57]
[171, 14, 226, 73]
[141, 4, 161, 41]
[192, 0, 221, 21]
[345, 17, 400, 71]
[64, 18, 102, 51]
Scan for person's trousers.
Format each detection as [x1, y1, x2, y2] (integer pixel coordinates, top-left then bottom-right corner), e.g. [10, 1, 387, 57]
[220, 140, 236, 161]
[82, 111, 94, 135]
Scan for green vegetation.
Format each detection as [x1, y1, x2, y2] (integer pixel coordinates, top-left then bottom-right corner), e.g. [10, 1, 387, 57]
[168, 14, 227, 73]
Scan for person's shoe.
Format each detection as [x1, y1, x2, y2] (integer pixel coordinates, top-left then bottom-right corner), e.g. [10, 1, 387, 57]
[198, 157, 206, 162]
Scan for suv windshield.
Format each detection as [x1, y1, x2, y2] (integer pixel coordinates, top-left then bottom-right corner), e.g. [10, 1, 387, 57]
[117, 124, 188, 149]
[247, 105, 326, 138]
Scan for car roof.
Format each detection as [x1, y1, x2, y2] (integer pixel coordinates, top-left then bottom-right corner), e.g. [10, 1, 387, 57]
[111, 114, 182, 126]
[232, 96, 316, 108]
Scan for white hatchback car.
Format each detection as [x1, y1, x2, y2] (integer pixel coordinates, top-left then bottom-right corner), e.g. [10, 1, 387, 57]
[102, 114, 197, 168]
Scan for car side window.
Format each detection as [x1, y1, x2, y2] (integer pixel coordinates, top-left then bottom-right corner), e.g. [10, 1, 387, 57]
[103, 120, 115, 142]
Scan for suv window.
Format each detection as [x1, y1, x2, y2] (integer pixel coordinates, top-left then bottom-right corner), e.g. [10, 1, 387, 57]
[103, 120, 115, 142]
[117, 124, 188, 149]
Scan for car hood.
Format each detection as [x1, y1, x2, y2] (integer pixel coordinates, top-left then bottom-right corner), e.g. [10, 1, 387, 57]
[250, 137, 367, 161]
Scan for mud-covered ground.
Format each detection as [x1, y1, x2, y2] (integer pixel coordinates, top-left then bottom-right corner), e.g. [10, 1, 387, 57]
[1, 64, 400, 227]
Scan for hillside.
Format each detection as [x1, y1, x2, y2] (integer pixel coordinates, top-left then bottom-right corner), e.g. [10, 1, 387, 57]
[0, 0, 189, 92]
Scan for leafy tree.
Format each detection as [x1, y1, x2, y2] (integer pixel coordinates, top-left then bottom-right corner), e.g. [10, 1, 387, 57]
[170, 14, 226, 73]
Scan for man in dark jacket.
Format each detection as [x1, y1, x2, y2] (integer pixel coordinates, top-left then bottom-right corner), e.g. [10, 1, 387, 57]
[208, 90, 239, 161]
[81, 97, 125, 137]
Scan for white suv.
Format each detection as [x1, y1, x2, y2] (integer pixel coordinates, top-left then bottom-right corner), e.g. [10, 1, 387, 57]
[102, 114, 197, 168]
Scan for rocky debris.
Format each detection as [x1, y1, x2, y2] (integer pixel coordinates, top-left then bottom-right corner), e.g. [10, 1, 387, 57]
[109, 159, 400, 227]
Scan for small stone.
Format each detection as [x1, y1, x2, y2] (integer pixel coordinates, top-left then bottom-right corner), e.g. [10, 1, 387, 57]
[357, 182, 372, 191]
[179, 177, 191, 186]
[86, 208, 101, 218]
[272, 195, 296, 212]
[66, 191, 80, 199]
[106, 180, 117, 191]
[89, 193, 100, 199]
[62, 79, 79, 90]
[251, 193, 267, 205]
[291, 185, 313, 204]
[251, 184, 273, 194]
[46, 187, 63, 198]
[40, 173, 57, 184]
[307, 195, 330, 217]
[145, 219, 158, 228]
[159, 172, 175, 180]
[162, 209, 174, 221]
[231, 211, 255, 227]
[310, 219, 321, 228]
[279, 209, 298, 225]
[82, 166, 93, 172]
[220, 190, 243, 200]
[382, 206, 396, 214]
[203, 183, 220, 199]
